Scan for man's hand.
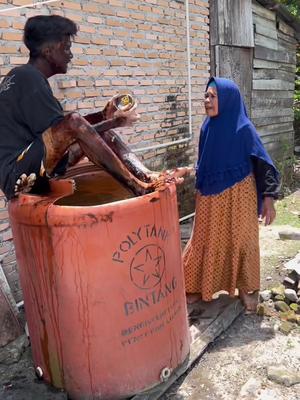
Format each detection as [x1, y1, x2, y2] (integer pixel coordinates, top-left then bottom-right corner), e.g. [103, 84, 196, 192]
[114, 103, 140, 127]
[102, 94, 120, 120]
[260, 196, 276, 226]
[103, 94, 136, 121]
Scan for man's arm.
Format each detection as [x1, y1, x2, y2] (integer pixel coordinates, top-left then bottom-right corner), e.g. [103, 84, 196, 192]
[85, 101, 153, 182]
[84, 111, 104, 125]
[66, 115, 129, 168]
[83, 95, 119, 124]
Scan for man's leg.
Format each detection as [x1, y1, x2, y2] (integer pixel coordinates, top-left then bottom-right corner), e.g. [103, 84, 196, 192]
[97, 129, 152, 182]
[96, 129, 191, 185]
[42, 113, 152, 195]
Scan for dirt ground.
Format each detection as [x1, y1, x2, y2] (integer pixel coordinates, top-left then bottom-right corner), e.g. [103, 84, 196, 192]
[162, 190, 300, 400]
[0, 191, 300, 400]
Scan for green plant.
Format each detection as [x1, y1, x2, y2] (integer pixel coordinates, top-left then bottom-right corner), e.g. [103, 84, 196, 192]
[274, 141, 299, 195]
[276, 0, 300, 18]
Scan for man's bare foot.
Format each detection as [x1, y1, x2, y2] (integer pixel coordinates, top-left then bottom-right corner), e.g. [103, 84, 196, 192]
[130, 167, 193, 196]
[186, 293, 202, 304]
[239, 290, 259, 314]
[14, 173, 37, 195]
[148, 167, 193, 190]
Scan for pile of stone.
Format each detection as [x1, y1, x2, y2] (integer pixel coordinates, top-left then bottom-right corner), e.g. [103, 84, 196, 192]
[258, 270, 300, 335]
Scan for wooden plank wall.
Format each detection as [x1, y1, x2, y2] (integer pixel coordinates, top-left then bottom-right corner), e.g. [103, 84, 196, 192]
[214, 46, 253, 112]
[210, 0, 254, 47]
[252, 0, 297, 159]
[210, 0, 254, 113]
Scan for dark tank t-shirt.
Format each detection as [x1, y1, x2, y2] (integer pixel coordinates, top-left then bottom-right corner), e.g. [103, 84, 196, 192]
[0, 63, 64, 198]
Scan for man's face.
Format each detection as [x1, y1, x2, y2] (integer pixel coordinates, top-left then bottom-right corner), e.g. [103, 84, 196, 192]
[204, 86, 218, 117]
[45, 37, 73, 74]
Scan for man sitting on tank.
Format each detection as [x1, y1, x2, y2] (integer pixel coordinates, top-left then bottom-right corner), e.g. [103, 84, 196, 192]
[0, 15, 189, 201]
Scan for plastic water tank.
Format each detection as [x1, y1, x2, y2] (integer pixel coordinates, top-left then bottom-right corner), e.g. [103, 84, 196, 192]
[9, 165, 190, 399]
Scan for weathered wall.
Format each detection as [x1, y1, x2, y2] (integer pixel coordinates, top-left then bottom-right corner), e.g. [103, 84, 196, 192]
[252, 0, 297, 159]
[209, 0, 254, 112]
[210, 0, 297, 160]
[0, 0, 210, 302]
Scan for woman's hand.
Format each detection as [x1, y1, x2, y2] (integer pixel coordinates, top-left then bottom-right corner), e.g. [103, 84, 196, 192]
[260, 196, 276, 226]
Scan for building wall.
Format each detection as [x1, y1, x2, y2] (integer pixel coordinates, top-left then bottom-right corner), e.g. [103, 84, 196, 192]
[0, 0, 210, 302]
[252, 0, 297, 159]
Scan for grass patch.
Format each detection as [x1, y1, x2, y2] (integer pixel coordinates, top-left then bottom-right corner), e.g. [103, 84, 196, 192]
[274, 192, 300, 228]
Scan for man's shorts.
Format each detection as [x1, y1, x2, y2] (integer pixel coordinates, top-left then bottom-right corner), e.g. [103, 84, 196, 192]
[13, 137, 68, 198]
[13, 138, 47, 197]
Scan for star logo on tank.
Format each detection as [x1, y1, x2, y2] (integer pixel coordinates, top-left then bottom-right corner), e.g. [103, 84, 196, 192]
[130, 244, 166, 290]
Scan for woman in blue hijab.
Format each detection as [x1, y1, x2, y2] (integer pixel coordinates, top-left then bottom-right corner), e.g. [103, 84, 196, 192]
[183, 77, 279, 313]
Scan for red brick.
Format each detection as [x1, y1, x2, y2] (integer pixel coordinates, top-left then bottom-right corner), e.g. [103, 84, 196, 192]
[87, 16, 103, 24]
[62, 1, 81, 10]
[91, 37, 109, 45]
[82, 3, 99, 12]
[98, 28, 113, 36]
[109, 0, 122, 5]
[72, 58, 89, 66]
[85, 48, 101, 55]
[0, 19, 10, 28]
[93, 60, 108, 67]
[65, 90, 82, 99]
[63, 103, 78, 112]
[2, 32, 23, 41]
[74, 35, 91, 44]
[0, 46, 19, 55]
[9, 57, 27, 65]
[77, 80, 94, 87]
[110, 40, 123, 46]
[95, 80, 110, 87]
[57, 80, 77, 89]
[64, 12, 83, 22]
[82, 88, 97, 97]
[103, 48, 117, 56]
[77, 100, 94, 109]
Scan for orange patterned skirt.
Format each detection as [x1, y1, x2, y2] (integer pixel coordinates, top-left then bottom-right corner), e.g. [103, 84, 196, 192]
[183, 174, 260, 301]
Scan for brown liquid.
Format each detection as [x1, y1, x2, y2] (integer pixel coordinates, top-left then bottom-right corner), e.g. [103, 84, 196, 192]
[55, 171, 134, 207]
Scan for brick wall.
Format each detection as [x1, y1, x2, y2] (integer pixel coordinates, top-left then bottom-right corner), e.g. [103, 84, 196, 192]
[0, 0, 210, 302]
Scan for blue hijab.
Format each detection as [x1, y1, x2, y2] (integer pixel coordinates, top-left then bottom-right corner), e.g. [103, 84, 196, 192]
[196, 77, 278, 207]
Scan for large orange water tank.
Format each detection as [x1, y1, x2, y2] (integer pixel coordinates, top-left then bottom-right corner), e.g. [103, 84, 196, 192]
[8, 165, 190, 399]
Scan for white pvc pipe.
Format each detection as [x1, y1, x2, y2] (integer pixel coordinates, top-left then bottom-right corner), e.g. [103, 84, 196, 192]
[134, 0, 193, 154]
[179, 212, 195, 223]
[0, 0, 59, 13]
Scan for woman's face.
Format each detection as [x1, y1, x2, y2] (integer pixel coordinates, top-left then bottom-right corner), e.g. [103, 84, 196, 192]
[204, 86, 218, 117]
